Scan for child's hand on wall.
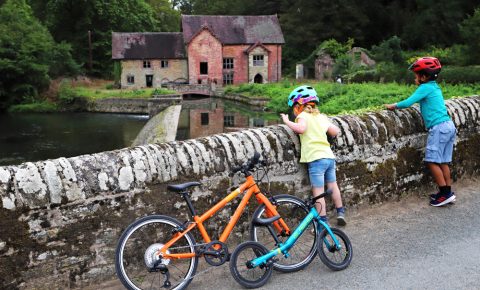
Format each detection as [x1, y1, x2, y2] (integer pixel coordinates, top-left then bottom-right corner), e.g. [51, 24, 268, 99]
[385, 103, 397, 111]
[280, 113, 290, 124]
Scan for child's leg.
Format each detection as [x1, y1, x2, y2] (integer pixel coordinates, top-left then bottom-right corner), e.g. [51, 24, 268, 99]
[326, 181, 343, 209]
[439, 163, 451, 186]
[427, 162, 447, 187]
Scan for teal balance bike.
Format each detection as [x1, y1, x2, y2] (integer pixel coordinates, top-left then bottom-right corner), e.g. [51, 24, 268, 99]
[229, 189, 353, 288]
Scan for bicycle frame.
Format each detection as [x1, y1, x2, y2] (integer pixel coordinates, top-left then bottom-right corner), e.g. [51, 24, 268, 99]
[248, 206, 342, 268]
[159, 175, 291, 259]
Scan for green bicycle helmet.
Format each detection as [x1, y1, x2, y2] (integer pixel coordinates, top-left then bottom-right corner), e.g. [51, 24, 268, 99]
[287, 85, 319, 107]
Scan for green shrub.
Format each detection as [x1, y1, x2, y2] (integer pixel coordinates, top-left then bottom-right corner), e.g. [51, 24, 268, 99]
[57, 82, 77, 104]
[344, 69, 378, 83]
[439, 66, 480, 84]
[8, 101, 58, 113]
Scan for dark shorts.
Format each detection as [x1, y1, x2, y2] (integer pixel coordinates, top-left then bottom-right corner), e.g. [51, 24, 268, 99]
[425, 120, 456, 163]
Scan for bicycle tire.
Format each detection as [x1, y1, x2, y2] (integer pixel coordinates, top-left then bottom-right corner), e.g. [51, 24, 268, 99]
[317, 227, 353, 271]
[229, 241, 273, 289]
[250, 194, 317, 273]
[115, 215, 198, 290]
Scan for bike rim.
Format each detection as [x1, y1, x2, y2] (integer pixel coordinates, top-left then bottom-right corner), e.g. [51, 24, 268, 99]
[118, 218, 196, 290]
[252, 198, 316, 270]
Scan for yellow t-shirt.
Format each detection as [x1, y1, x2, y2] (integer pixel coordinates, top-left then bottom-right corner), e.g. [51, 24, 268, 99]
[296, 112, 335, 163]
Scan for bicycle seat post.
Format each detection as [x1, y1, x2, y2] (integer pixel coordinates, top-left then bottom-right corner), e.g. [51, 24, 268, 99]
[181, 191, 197, 218]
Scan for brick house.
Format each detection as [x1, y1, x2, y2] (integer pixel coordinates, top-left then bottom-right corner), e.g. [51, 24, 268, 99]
[112, 15, 284, 88]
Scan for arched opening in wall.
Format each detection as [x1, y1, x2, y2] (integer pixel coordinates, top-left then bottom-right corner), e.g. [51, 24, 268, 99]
[182, 93, 210, 100]
[254, 74, 263, 84]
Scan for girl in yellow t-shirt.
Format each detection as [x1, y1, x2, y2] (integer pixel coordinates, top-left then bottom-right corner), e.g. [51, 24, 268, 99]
[281, 85, 346, 226]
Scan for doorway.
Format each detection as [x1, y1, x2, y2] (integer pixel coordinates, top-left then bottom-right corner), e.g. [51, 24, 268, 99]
[146, 75, 153, 87]
[254, 74, 263, 84]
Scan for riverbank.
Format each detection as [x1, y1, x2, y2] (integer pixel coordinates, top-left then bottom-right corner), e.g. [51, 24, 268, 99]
[7, 78, 175, 113]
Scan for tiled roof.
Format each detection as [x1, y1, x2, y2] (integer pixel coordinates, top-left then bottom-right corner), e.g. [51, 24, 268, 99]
[112, 32, 186, 60]
[182, 15, 285, 45]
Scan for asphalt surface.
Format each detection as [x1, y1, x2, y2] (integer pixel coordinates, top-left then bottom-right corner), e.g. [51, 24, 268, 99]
[95, 178, 480, 290]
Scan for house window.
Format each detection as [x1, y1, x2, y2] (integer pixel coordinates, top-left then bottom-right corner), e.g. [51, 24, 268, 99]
[253, 55, 264, 66]
[127, 75, 135, 85]
[224, 115, 234, 127]
[143, 60, 151, 68]
[200, 62, 208, 75]
[223, 72, 234, 85]
[223, 58, 234, 69]
[161, 60, 169, 68]
[201, 112, 209, 125]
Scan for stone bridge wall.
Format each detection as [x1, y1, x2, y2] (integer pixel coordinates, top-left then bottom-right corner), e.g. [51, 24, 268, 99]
[163, 83, 214, 96]
[0, 96, 479, 289]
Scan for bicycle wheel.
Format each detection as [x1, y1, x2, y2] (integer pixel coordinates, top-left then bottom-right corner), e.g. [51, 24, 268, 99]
[229, 241, 273, 289]
[317, 227, 353, 271]
[115, 215, 198, 290]
[250, 194, 317, 273]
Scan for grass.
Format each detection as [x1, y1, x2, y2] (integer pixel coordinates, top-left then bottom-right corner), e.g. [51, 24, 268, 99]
[64, 86, 175, 100]
[225, 80, 480, 115]
[8, 101, 58, 113]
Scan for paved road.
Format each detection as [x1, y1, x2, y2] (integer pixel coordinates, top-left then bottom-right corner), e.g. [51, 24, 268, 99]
[98, 178, 480, 290]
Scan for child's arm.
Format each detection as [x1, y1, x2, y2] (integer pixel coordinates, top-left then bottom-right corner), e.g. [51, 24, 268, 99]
[327, 123, 340, 137]
[281, 113, 307, 134]
[385, 85, 429, 110]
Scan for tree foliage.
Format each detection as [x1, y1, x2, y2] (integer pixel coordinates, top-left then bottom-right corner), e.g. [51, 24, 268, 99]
[34, 0, 160, 76]
[459, 8, 480, 64]
[0, 0, 77, 109]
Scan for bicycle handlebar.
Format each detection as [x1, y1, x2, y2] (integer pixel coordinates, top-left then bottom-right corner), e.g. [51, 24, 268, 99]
[312, 188, 333, 203]
[230, 152, 264, 176]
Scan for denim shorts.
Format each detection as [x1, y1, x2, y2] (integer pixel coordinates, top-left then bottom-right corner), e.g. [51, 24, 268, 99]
[307, 158, 336, 188]
[425, 120, 456, 163]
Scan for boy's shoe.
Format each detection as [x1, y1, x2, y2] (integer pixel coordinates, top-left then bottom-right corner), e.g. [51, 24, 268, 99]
[430, 192, 456, 202]
[336, 212, 347, 226]
[430, 192, 455, 207]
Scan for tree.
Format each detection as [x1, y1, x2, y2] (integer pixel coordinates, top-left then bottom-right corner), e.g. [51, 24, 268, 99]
[0, 0, 77, 109]
[41, 0, 159, 77]
[145, 0, 181, 31]
[459, 8, 480, 64]
[370, 36, 404, 64]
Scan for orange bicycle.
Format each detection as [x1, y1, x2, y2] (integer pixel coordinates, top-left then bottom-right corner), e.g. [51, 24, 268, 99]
[115, 153, 318, 290]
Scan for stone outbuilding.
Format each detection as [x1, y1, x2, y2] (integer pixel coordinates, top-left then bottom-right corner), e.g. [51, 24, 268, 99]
[314, 52, 335, 80]
[112, 32, 188, 89]
[112, 15, 285, 89]
[348, 47, 376, 67]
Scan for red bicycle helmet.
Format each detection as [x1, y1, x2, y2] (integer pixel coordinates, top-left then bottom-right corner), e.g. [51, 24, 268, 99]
[408, 57, 441, 74]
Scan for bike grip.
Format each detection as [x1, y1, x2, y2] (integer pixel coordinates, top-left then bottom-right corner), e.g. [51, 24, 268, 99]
[252, 152, 260, 164]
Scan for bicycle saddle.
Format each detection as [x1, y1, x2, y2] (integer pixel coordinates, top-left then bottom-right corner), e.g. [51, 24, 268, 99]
[167, 182, 201, 193]
[252, 215, 281, 226]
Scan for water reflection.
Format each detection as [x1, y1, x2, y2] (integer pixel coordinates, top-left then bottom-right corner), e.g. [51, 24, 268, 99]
[0, 98, 280, 166]
[0, 113, 148, 166]
[176, 98, 280, 140]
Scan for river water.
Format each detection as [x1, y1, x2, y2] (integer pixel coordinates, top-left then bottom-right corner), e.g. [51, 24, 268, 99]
[0, 112, 148, 166]
[0, 98, 280, 166]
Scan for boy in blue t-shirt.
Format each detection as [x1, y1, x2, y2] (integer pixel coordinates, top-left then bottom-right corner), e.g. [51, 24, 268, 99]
[385, 57, 456, 206]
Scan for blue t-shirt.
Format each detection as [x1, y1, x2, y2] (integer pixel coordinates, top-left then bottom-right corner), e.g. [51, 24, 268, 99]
[396, 81, 450, 129]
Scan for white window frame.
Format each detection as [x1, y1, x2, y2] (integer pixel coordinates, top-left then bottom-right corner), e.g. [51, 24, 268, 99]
[161, 60, 169, 68]
[127, 75, 135, 85]
[143, 60, 151, 68]
[223, 72, 234, 85]
[253, 55, 264, 66]
[223, 58, 234, 69]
